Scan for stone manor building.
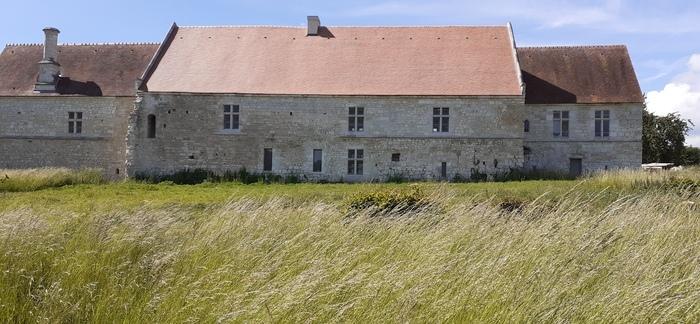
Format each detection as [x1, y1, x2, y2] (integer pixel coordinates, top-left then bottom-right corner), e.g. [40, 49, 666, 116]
[0, 17, 644, 181]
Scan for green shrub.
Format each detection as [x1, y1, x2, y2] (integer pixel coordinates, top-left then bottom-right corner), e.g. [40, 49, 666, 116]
[0, 168, 104, 192]
[493, 168, 571, 182]
[346, 186, 430, 215]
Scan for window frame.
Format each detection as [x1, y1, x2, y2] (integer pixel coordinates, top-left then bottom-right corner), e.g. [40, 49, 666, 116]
[263, 148, 273, 172]
[147, 114, 156, 138]
[432, 107, 449, 133]
[68, 111, 83, 135]
[348, 106, 365, 132]
[347, 149, 364, 175]
[313, 149, 323, 172]
[223, 104, 240, 131]
[594, 110, 610, 137]
[552, 110, 569, 138]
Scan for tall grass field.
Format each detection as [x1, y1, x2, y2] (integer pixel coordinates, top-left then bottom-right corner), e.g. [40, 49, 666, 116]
[0, 168, 698, 322]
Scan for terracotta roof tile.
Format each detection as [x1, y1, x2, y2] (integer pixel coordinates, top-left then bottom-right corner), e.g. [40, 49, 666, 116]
[0, 43, 159, 96]
[144, 26, 523, 96]
[517, 46, 643, 104]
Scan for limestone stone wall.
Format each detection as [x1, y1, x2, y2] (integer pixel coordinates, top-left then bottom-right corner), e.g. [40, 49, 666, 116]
[129, 93, 526, 181]
[0, 96, 134, 177]
[523, 103, 643, 173]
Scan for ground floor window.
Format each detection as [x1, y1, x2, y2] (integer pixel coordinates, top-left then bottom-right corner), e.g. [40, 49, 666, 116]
[348, 149, 364, 175]
[263, 148, 272, 171]
[441, 162, 447, 178]
[313, 149, 323, 172]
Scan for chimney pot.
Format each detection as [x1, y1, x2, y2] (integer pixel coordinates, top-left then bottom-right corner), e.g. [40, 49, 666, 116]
[307, 16, 320, 36]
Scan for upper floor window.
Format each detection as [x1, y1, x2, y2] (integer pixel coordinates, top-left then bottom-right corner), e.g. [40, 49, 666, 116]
[223, 104, 240, 130]
[348, 107, 364, 132]
[147, 114, 156, 138]
[595, 110, 610, 137]
[433, 107, 449, 132]
[68, 111, 82, 134]
[553, 110, 569, 137]
[347, 149, 364, 175]
[524, 120, 530, 133]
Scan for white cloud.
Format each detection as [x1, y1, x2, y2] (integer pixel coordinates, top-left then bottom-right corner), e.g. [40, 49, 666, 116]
[646, 54, 700, 147]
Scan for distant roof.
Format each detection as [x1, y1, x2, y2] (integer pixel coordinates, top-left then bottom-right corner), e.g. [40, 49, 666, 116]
[143, 25, 523, 96]
[0, 43, 159, 96]
[517, 46, 644, 104]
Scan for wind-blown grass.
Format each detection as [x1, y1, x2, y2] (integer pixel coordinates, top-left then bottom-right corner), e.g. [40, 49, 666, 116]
[0, 168, 103, 192]
[0, 170, 698, 322]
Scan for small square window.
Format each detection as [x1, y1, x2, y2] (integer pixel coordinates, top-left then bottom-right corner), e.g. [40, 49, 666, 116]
[391, 153, 400, 162]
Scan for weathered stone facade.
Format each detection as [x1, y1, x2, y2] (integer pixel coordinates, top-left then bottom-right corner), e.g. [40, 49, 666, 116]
[128, 94, 525, 181]
[523, 103, 643, 174]
[0, 97, 133, 177]
[524, 104, 643, 173]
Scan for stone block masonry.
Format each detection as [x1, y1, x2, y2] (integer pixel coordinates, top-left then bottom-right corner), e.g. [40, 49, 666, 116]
[0, 96, 134, 178]
[128, 93, 526, 181]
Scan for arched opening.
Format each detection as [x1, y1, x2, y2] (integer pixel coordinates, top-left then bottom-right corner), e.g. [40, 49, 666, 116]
[147, 114, 156, 138]
[524, 120, 530, 133]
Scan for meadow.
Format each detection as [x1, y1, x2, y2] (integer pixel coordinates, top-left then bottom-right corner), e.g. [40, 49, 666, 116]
[0, 168, 698, 322]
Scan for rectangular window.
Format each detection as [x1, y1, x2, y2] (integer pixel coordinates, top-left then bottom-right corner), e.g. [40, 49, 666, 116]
[552, 110, 569, 137]
[348, 107, 365, 132]
[595, 110, 610, 137]
[432, 107, 449, 132]
[391, 153, 400, 162]
[263, 148, 272, 171]
[313, 149, 323, 172]
[441, 162, 447, 179]
[347, 149, 364, 175]
[223, 104, 240, 130]
[68, 111, 82, 134]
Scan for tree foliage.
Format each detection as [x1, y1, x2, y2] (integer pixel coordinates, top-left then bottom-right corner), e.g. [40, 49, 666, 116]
[642, 107, 694, 164]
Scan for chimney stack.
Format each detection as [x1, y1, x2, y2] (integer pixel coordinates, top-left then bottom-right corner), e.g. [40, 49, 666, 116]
[34, 27, 61, 93]
[307, 16, 320, 36]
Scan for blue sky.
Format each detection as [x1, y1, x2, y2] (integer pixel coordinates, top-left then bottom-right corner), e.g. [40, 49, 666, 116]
[2, 0, 699, 144]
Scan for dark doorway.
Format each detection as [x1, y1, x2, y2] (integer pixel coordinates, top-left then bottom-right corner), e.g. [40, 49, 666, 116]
[441, 162, 447, 179]
[263, 148, 273, 171]
[569, 158, 583, 177]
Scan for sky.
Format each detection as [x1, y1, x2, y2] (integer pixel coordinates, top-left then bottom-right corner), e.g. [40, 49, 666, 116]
[1, 0, 699, 145]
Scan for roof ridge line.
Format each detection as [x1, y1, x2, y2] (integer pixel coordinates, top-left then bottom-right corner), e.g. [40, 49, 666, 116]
[179, 24, 508, 28]
[6, 42, 160, 47]
[59, 42, 161, 46]
[6, 43, 42, 47]
[519, 44, 627, 49]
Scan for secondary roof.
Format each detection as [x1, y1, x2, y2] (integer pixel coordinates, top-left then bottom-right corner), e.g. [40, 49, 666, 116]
[0, 43, 158, 96]
[143, 25, 524, 96]
[518, 46, 644, 104]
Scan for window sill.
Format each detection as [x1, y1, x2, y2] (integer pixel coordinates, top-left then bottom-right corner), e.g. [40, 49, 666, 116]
[214, 130, 243, 135]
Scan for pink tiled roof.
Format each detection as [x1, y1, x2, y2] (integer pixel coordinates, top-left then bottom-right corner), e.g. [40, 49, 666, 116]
[143, 25, 523, 96]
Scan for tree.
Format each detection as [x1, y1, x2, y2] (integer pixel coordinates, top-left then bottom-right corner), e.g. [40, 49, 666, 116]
[642, 107, 693, 164]
[682, 146, 700, 165]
